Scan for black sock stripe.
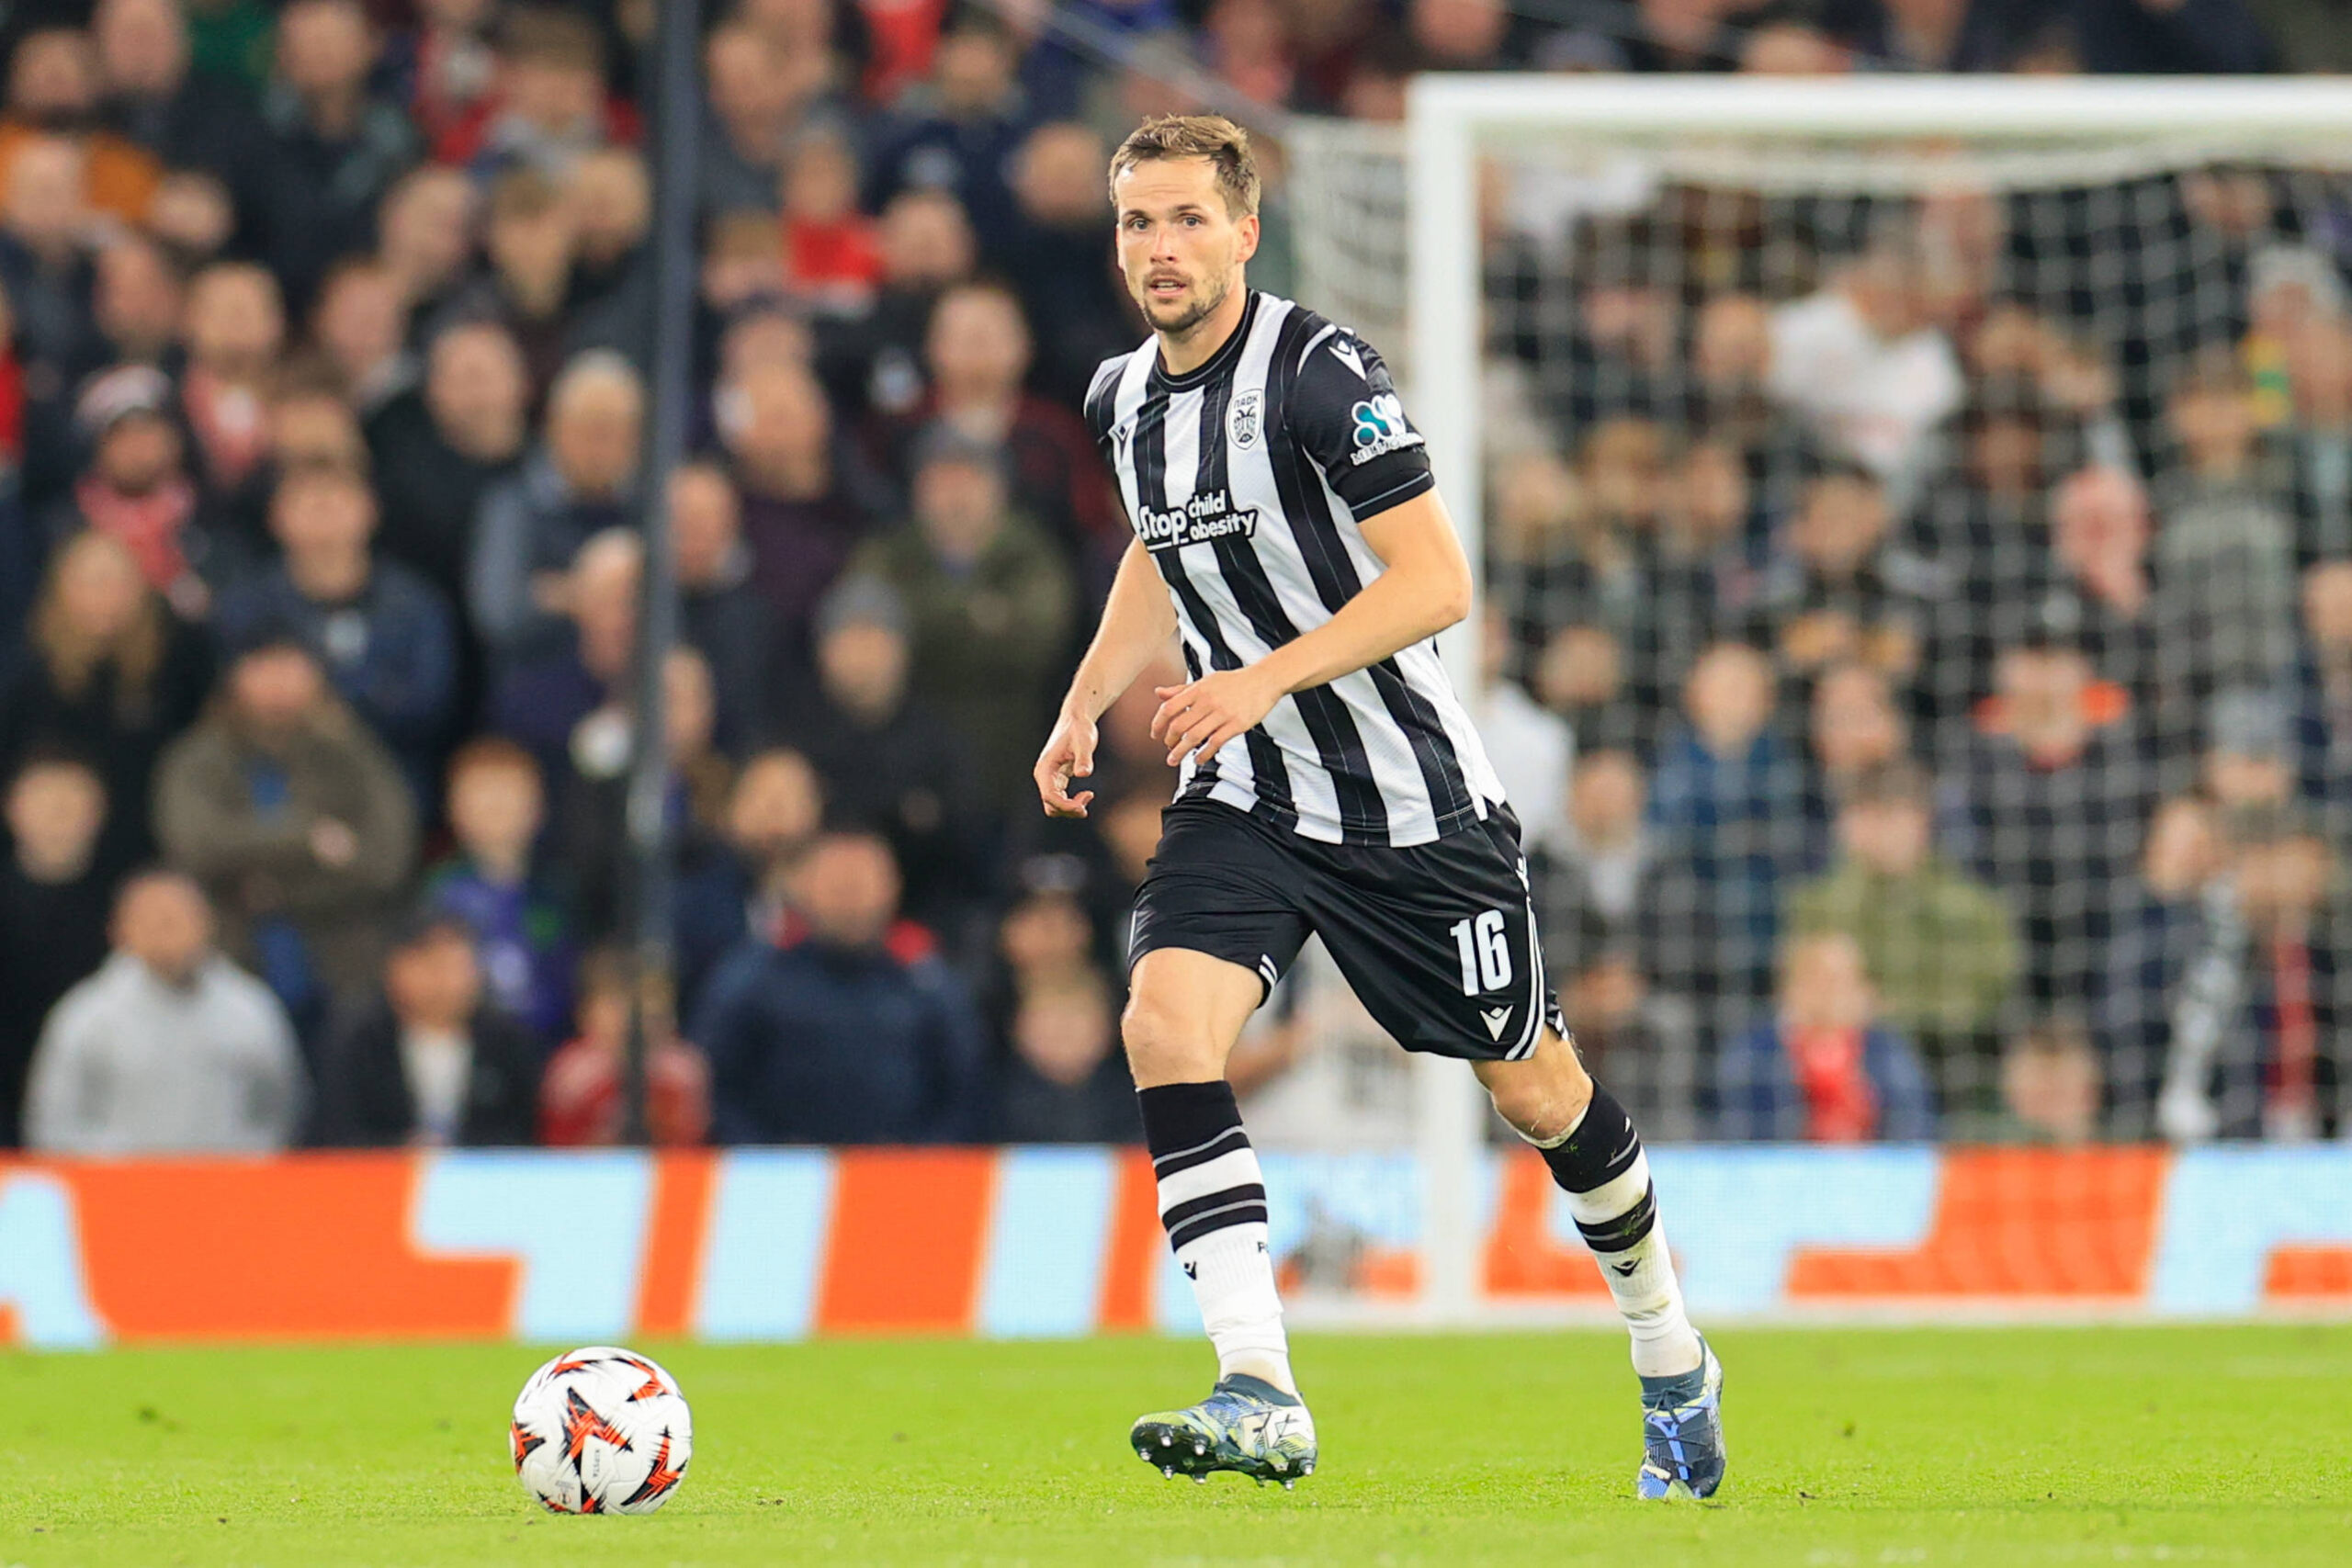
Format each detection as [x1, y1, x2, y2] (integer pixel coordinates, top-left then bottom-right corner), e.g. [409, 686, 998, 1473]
[1159, 1184, 1268, 1230]
[1168, 1203, 1270, 1252]
[1151, 1127, 1251, 1178]
[1576, 1184, 1657, 1255]
[1536, 1083, 1643, 1194]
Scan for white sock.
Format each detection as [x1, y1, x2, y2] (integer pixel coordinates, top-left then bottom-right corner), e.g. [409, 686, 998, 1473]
[1159, 1131, 1295, 1393]
[1557, 1150, 1703, 1381]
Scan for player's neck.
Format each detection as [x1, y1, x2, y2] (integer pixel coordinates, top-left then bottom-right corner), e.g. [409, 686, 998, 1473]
[1156, 277, 1251, 377]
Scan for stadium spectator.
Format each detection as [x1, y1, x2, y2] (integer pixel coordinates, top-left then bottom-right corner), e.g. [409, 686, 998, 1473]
[0, 529, 211, 876]
[1787, 760, 2019, 1109]
[1646, 640, 1807, 1045]
[1532, 747, 1652, 968]
[177, 261, 284, 522]
[2294, 560, 2352, 855]
[2152, 353, 2299, 752]
[0, 751, 113, 1145]
[424, 737, 575, 1048]
[718, 356, 884, 664]
[89, 231, 185, 370]
[848, 429, 1075, 813]
[469, 352, 644, 662]
[311, 257, 416, 428]
[308, 907, 540, 1146]
[153, 633, 419, 1030]
[876, 277, 1117, 563]
[1473, 610, 1573, 853]
[370, 321, 530, 603]
[384, 0, 500, 148]
[488, 526, 638, 781]
[442, 6, 621, 181]
[775, 575, 981, 923]
[1957, 630, 2150, 1018]
[374, 164, 477, 332]
[22, 869, 304, 1154]
[539, 945, 711, 1146]
[1765, 230, 1963, 497]
[865, 11, 1033, 256]
[2102, 794, 2227, 1136]
[94, 0, 272, 215]
[697, 21, 800, 218]
[446, 166, 580, 391]
[0, 134, 98, 400]
[2282, 311, 2352, 567]
[1757, 468, 1924, 684]
[693, 827, 987, 1145]
[1798, 661, 1910, 861]
[777, 130, 880, 318]
[213, 465, 459, 802]
[2131, 807, 2351, 1142]
[562, 148, 656, 370]
[673, 746, 824, 1017]
[0, 26, 163, 228]
[1558, 914, 1703, 1143]
[1532, 621, 1644, 759]
[558, 646, 732, 939]
[669, 460, 768, 753]
[997, 121, 1131, 409]
[254, 0, 420, 310]
[1716, 931, 1935, 1142]
[842, 186, 978, 423]
[992, 970, 1138, 1144]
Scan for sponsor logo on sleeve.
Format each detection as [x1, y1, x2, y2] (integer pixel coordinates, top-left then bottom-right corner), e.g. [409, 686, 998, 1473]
[1350, 392, 1425, 465]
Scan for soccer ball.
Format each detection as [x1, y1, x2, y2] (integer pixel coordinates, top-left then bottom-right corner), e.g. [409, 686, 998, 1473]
[510, 1346, 693, 1515]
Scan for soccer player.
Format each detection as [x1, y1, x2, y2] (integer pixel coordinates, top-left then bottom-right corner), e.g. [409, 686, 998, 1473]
[1033, 115, 1726, 1498]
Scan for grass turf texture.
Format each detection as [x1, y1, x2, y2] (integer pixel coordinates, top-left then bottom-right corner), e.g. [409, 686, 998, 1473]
[1, 1325, 2346, 1566]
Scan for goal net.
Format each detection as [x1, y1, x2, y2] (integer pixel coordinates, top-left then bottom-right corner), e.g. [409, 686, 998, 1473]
[1265, 79, 2352, 1323]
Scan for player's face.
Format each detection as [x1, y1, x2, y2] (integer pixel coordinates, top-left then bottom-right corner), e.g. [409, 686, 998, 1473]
[1114, 157, 1260, 340]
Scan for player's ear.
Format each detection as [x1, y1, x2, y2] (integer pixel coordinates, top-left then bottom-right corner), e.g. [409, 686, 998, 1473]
[1234, 211, 1261, 265]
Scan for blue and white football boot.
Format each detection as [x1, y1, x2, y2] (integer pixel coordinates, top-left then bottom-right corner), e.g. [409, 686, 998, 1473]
[1636, 1337, 1726, 1500]
[1130, 1373, 1317, 1488]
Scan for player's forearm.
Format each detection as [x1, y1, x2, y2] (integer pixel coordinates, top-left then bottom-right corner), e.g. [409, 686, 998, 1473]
[1252, 543, 1470, 698]
[1060, 539, 1177, 722]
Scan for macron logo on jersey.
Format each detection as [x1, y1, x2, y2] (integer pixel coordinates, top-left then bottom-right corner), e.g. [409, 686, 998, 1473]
[1330, 337, 1368, 380]
[1137, 487, 1261, 553]
[1350, 392, 1425, 466]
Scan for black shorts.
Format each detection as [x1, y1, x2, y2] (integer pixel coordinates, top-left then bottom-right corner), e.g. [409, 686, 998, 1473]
[1128, 798, 1568, 1063]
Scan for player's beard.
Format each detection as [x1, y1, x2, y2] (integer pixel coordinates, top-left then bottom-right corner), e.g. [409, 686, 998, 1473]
[1144, 266, 1233, 341]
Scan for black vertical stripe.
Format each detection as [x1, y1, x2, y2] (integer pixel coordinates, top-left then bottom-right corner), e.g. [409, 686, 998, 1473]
[1195, 363, 1384, 843]
[1084, 355, 1126, 446]
[1184, 372, 1295, 825]
[1266, 316, 1476, 832]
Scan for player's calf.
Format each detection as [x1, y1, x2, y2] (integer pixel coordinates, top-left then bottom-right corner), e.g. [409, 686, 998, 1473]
[1479, 1032, 1725, 1498]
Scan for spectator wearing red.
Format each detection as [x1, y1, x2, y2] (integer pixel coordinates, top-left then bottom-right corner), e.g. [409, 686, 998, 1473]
[435, 6, 635, 181]
[1717, 932, 1935, 1142]
[539, 946, 710, 1147]
[779, 131, 881, 318]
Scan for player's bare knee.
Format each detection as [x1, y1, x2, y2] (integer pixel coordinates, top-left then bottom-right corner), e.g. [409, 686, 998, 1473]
[1122, 993, 1219, 1085]
[1480, 1032, 1595, 1142]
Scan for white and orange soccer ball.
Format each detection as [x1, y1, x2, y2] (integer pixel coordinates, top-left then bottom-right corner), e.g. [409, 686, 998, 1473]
[510, 1346, 693, 1515]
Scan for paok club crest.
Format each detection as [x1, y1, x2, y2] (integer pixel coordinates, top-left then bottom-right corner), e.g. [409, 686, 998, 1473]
[1227, 388, 1262, 451]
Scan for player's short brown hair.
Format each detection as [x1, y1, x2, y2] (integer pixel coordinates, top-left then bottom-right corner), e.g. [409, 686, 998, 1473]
[1108, 114, 1260, 219]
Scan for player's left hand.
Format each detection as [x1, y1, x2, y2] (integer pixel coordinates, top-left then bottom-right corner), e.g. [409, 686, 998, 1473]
[1152, 667, 1281, 768]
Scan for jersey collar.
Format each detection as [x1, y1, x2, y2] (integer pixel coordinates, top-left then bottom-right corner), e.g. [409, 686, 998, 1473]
[1150, 289, 1261, 393]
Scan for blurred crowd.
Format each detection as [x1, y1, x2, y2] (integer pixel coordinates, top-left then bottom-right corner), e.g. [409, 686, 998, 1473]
[0, 0, 2343, 1160]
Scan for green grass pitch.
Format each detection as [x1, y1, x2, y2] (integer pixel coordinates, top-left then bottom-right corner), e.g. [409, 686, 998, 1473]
[1, 1325, 2346, 1565]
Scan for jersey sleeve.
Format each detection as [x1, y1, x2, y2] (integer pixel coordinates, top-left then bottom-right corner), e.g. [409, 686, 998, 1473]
[1083, 355, 1127, 446]
[1284, 327, 1435, 521]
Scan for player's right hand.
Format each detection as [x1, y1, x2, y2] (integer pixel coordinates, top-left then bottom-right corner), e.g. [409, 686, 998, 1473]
[1035, 709, 1100, 818]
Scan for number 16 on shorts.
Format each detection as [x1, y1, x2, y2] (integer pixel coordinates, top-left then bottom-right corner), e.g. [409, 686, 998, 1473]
[1449, 908, 1513, 996]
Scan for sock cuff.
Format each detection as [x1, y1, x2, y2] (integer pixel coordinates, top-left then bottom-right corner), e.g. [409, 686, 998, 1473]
[1536, 1082, 1642, 1195]
[1137, 1079, 1246, 1165]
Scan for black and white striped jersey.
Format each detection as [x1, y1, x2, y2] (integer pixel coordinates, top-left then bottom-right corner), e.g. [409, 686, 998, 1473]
[1085, 290, 1505, 849]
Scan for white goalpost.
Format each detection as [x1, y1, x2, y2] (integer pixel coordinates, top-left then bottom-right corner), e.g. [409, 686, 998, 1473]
[1275, 77, 2352, 1326]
